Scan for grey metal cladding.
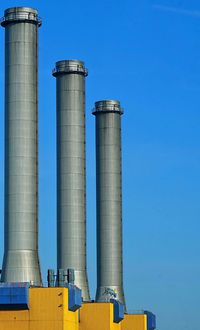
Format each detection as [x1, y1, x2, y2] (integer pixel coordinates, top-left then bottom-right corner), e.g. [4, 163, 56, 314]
[93, 100, 126, 308]
[1, 7, 42, 286]
[53, 60, 90, 301]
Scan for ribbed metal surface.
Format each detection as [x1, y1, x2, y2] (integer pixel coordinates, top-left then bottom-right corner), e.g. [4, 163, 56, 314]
[93, 100, 126, 307]
[1, 7, 42, 27]
[53, 60, 90, 301]
[1, 7, 42, 285]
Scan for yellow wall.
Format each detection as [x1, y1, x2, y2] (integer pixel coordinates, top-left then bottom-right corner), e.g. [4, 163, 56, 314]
[80, 302, 121, 330]
[0, 287, 79, 330]
[0, 290, 148, 330]
[121, 314, 147, 330]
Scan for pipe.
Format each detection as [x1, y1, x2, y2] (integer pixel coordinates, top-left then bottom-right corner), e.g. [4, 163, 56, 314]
[93, 100, 126, 307]
[1, 7, 42, 285]
[53, 60, 90, 301]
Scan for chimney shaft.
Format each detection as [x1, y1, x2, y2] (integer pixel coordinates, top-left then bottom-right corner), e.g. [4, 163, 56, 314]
[1, 7, 42, 285]
[53, 60, 90, 301]
[93, 100, 126, 306]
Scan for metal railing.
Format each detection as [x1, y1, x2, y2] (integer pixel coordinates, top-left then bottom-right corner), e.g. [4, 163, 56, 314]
[52, 64, 88, 76]
[0, 13, 42, 26]
[92, 104, 124, 114]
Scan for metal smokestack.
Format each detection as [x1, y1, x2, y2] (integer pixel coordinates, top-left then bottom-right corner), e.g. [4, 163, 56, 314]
[93, 100, 126, 306]
[1, 7, 42, 285]
[53, 60, 90, 301]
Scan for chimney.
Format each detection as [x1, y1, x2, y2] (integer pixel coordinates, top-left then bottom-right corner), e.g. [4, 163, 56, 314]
[93, 100, 126, 307]
[53, 60, 90, 301]
[1, 7, 42, 285]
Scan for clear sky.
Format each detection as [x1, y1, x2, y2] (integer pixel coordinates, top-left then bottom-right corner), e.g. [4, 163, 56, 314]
[0, 0, 200, 329]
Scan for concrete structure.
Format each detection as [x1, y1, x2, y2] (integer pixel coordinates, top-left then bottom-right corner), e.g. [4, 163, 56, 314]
[0, 286, 150, 330]
[0, 7, 42, 285]
[80, 302, 123, 330]
[53, 60, 90, 301]
[122, 314, 147, 330]
[93, 100, 125, 306]
[0, 284, 153, 330]
[0, 286, 80, 330]
[121, 311, 156, 330]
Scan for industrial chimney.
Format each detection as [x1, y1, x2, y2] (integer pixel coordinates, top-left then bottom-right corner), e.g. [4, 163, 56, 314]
[53, 60, 90, 301]
[93, 100, 126, 307]
[0, 7, 42, 285]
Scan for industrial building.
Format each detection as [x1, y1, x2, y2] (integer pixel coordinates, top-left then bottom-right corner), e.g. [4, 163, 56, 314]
[0, 6, 156, 330]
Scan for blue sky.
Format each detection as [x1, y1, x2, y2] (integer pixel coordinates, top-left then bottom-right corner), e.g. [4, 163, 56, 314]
[0, 1, 200, 329]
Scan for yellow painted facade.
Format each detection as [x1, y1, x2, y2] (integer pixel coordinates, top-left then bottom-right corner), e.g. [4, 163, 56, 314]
[0, 289, 149, 330]
[80, 302, 122, 330]
[121, 314, 147, 330]
[0, 287, 79, 330]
